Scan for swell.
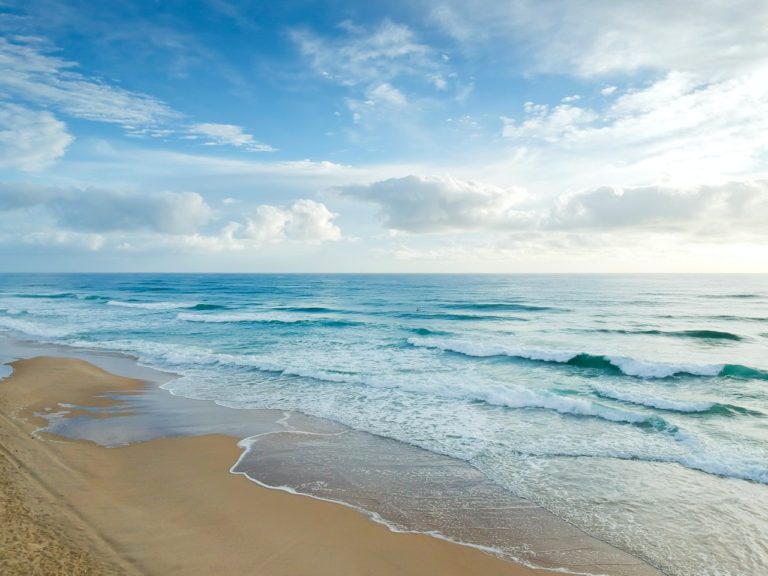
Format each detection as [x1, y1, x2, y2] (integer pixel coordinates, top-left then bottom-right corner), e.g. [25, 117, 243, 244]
[591, 384, 761, 416]
[10, 292, 79, 299]
[441, 302, 558, 312]
[588, 328, 743, 341]
[176, 311, 363, 327]
[407, 337, 768, 380]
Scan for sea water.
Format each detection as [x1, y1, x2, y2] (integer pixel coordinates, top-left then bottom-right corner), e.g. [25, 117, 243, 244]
[0, 273, 766, 575]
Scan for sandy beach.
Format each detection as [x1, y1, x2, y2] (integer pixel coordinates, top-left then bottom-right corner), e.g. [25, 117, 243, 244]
[0, 356, 558, 575]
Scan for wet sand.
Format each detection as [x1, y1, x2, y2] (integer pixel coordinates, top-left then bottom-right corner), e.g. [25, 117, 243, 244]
[0, 356, 557, 575]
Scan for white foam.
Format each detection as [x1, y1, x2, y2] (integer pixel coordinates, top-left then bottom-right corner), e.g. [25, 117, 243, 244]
[177, 311, 331, 323]
[605, 356, 723, 378]
[408, 336, 726, 378]
[0, 316, 75, 338]
[107, 300, 195, 310]
[592, 384, 715, 412]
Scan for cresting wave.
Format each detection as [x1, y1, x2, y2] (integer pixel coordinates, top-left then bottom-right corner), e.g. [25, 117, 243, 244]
[176, 311, 363, 326]
[407, 337, 768, 380]
[588, 328, 744, 341]
[440, 302, 557, 312]
[64, 337, 675, 433]
[0, 316, 76, 338]
[107, 300, 197, 310]
[591, 384, 760, 416]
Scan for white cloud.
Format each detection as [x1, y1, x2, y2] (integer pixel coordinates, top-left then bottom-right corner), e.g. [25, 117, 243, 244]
[243, 199, 341, 243]
[341, 174, 768, 240]
[499, 67, 768, 187]
[340, 175, 528, 233]
[0, 183, 212, 234]
[502, 102, 597, 142]
[0, 182, 342, 252]
[367, 83, 407, 107]
[430, 0, 768, 79]
[291, 19, 436, 87]
[0, 103, 73, 170]
[188, 123, 276, 152]
[0, 37, 178, 128]
[545, 180, 768, 236]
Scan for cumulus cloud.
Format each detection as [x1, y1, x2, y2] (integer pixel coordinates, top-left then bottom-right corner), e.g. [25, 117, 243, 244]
[0, 103, 73, 171]
[243, 199, 341, 243]
[0, 182, 342, 251]
[0, 183, 212, 234]
[340, 175, 528, 233]
[341, 175, 768, 239]
[188, 123, 276, 152]
[545, 180, 768, 235]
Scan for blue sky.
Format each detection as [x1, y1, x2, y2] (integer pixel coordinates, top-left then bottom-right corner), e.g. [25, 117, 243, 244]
[1, 0, 767, 272]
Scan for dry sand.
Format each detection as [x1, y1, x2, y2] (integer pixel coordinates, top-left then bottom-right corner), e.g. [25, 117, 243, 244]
[0, 356, 557, 575]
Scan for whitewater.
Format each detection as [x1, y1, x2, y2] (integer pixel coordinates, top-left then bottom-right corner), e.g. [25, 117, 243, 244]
[1, 273, 767, 575]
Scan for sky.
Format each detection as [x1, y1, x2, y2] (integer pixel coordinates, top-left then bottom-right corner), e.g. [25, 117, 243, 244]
[1, 0, 767, 272]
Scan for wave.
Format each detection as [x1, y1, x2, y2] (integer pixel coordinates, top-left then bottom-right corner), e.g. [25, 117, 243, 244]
[589, 328, 743, 341]
[275, 306, 341, 313]
[396, 312, 525, 322]
[11, 292, 78, 300]
[407, 337, 768, 380]
[107, 300, 196, 310]
[710, 315, 768, 323]
[0, 316, 76, 338]
[410, 327, 452, 337]
[176, 311, 362, 327]
[81, 294, 108, 301]
[591, 384, 760, 415]
[441, 302, 557, 312]
[704, 294, 762, 299]
[186, 303, 228, 311]
[68, 337, 673, 431]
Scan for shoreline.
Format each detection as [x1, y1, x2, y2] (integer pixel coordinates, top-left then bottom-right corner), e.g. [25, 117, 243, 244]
[0, 355, 559, 575]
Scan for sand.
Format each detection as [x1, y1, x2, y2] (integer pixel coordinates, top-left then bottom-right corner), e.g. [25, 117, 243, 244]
[0, 356, 556, 575]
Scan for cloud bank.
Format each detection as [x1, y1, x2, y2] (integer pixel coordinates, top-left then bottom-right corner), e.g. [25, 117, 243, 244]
[342, 175, 768, 238]
[0, 183, 342, 251]
[340, 175, 528, 233]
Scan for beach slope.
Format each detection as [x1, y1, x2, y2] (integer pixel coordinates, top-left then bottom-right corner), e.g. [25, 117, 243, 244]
[0, 356, 554, 575]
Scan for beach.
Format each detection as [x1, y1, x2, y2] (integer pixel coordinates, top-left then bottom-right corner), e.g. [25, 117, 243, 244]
[0, 355, 563, 575]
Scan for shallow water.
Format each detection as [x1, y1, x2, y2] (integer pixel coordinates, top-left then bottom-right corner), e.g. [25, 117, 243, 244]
[1, 273, 767, 575]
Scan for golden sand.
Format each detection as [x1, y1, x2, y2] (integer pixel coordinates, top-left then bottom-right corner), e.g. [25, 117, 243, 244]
[0, 357, 556, 575]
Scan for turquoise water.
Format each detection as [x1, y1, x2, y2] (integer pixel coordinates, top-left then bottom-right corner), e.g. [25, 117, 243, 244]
[1, 273, 767, 575]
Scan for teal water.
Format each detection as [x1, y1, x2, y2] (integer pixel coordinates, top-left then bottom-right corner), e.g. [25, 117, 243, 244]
[1, 273, 767, 575]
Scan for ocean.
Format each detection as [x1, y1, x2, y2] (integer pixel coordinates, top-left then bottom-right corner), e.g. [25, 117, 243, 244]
[1, 273, 767, 575]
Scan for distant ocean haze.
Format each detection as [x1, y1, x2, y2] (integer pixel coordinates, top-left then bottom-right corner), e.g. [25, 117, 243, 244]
[1, 273, 767, 576]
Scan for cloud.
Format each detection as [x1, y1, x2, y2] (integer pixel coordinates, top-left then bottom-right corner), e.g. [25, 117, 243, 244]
[243, 199, 341, 243]
[545, 180, 768, 236]
[501, 103, 597, 142]
[291, 19, 437, 87]
[0, 37, 178, 129]
[188, 123, 276, 152]
[340, 175, 528, 233]
[0, 182, 212, 234]
[499, 68, 768, 187]
[0, 103, 73, 170]
[0, 182, 341, 250]
[341, 174, 768, 239]
[428, 0, 768, 78]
